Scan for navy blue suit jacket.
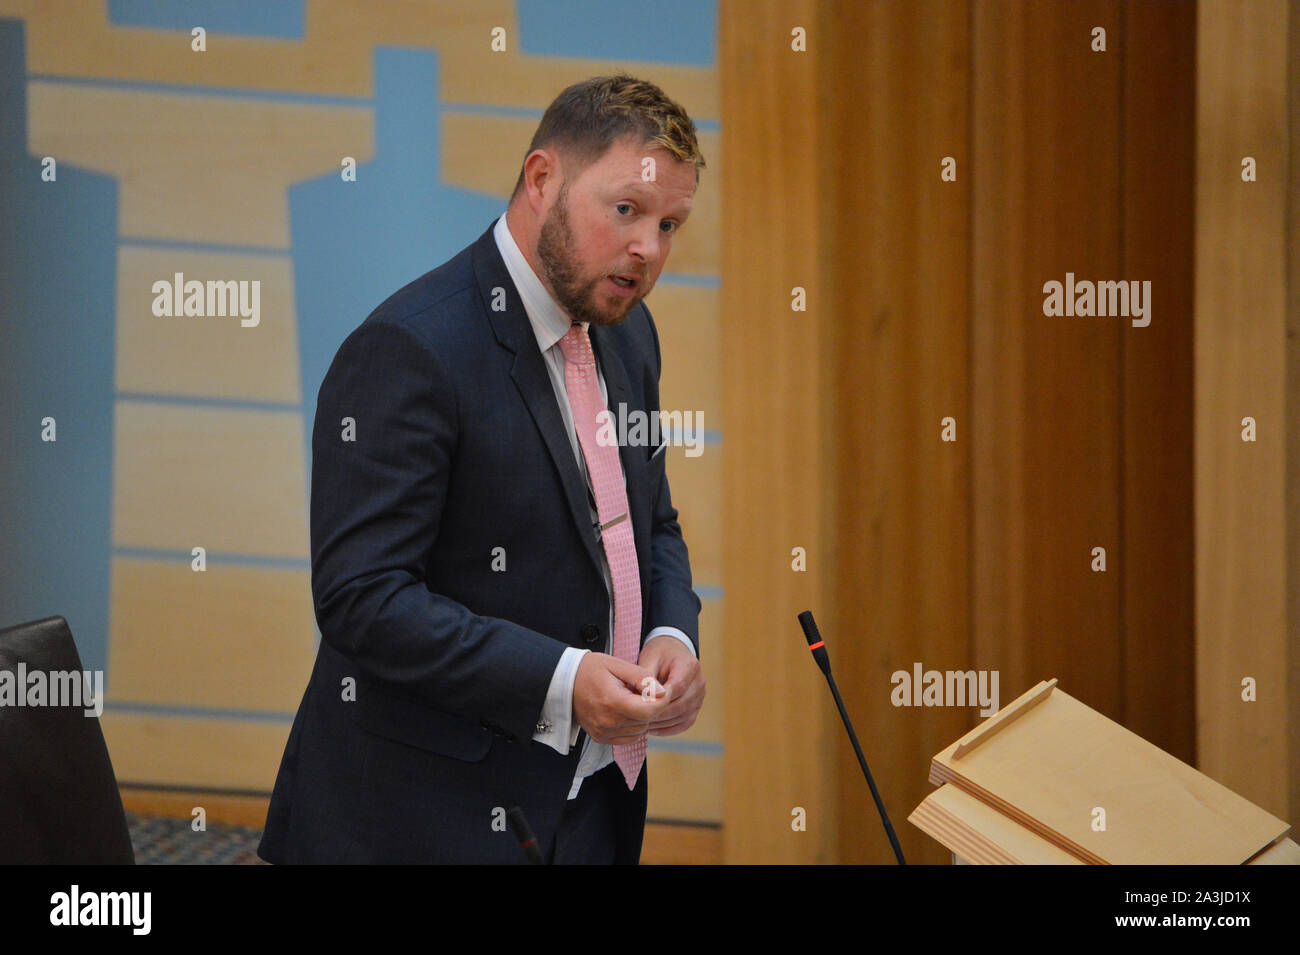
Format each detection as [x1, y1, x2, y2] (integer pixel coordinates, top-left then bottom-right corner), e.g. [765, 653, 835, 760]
[258, 220, 701, 863]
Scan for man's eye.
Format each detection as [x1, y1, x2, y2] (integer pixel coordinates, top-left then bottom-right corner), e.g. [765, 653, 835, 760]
[616, 203, 633, 215]
[660, 220, 677, 234]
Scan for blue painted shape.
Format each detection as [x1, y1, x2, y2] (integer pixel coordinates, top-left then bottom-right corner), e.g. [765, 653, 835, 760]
[516, 0, 716, 66]
[289, 46, 503, 492]
[103, 701, 296, 723]
[647, 737, 722, 755]
[29, 74, 368, 108]
[107, 0, 304, 39]
[0, 19, 119, 676]
[112, 547, 311, 572]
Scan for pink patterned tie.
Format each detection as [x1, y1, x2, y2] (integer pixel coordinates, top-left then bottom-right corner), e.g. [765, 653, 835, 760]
[558, 323, 645, 790]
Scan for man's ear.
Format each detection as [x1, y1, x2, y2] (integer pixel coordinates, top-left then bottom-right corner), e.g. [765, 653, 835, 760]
[522, 149, 560, 213]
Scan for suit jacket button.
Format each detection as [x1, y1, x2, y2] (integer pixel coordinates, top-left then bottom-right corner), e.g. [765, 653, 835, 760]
[580, 624, 601, 644]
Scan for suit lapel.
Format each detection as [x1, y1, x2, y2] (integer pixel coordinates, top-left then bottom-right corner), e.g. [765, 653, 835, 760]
[473, 225, 606, 583]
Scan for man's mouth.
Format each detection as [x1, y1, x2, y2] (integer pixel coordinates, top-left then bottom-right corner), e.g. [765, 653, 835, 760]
[611, 274, 638, 289]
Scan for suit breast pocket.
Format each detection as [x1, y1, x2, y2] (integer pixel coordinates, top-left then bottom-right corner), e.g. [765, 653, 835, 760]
[348, 679, 493, 762]
[643, 439, 667, 500]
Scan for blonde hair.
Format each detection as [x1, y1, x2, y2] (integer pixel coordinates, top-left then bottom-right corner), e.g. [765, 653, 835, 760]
[511, 72, 705, 197]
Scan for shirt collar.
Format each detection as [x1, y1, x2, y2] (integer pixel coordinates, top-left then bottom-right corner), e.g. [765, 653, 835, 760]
[492, 213, 586, 353]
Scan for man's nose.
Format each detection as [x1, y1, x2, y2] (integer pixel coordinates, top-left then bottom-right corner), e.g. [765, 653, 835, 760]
[627, 220, 662, 269]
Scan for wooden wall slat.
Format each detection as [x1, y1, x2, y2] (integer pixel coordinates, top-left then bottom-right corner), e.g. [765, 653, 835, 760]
[826, 0, 973, 866]
[971, 0, 1125, 718]
[1120, 0, 1197, 763]
[720, 0, 840, 864]
[1196, 0, 1292, 818]
[1288, 0, 1300, 829]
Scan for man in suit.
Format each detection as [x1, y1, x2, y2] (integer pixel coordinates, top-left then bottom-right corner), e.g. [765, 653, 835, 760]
[258, 74, 706, 864]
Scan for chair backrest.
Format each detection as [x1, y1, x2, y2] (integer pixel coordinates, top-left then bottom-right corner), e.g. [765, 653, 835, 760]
[0, 615, 135, 863]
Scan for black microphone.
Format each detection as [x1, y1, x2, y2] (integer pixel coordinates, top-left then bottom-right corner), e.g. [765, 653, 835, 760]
[798, 610, 906, 865]
[506, 806, 546, 864]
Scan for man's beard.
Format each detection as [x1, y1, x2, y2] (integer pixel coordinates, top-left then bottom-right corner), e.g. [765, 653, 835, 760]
[536, 184, 640, 327]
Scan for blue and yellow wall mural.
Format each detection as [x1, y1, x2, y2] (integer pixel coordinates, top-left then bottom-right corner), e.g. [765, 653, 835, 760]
[0, 0, 722, 823]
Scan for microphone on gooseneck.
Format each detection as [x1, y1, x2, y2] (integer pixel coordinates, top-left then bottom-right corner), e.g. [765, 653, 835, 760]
[798, 610, 906, 865]
[507, 806, 546, 864]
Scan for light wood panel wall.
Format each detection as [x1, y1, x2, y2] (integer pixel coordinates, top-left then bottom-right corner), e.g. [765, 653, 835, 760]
[722, 0, 1200, 863]
[1196, 0, 1296, 823]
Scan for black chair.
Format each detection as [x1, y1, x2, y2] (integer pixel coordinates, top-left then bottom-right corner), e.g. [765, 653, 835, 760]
[0, 615, 134, 863]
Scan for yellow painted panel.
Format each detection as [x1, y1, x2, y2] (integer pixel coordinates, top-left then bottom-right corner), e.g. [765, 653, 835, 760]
[119, 787, 271, 828]
[108, 556, 315, 710]
[116, 247, 300, 402]
[10, 0, 371, 95]
[100, 711, 290, 791]
[661, 441, 720, 586]
[441, 112, 535, 197]
[440, 60, 716, 128]
[27, 82, 372, 246]
[671, 598, 722, 741]
[646, 749, 721, 822]
[5, 0, 719, 117]
[646, 283, 719, 430]
[380, 0, 720, 119]
[662, 128, 719, 275]
[112, 401, 309, 558]
[641, 821, 721, 864]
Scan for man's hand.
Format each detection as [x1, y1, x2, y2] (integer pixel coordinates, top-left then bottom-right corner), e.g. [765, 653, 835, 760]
[573, 653, 671, 745]
[637, 635, 706, 737]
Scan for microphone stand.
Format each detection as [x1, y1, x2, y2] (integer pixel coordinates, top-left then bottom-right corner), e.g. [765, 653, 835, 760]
[799, 610, 906, 865]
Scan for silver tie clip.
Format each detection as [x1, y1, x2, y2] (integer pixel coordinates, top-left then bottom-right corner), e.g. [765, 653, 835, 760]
[593, 511, 628, 540]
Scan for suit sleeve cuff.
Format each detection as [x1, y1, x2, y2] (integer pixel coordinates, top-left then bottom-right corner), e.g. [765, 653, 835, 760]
[532, 646, 589, 754]
[645, 626, 696, 658]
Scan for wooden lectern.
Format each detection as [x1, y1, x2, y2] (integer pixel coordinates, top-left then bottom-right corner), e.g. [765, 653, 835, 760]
[909, 679, 1299, 864]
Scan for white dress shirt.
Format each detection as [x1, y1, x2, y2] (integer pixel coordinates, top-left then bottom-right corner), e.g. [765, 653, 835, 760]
[492, 213, 695, 799]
